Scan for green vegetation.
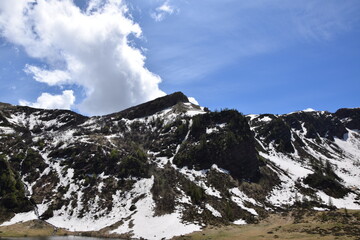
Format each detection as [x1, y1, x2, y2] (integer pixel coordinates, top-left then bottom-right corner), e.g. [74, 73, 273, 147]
[185, 182, 204, 205]
[151, 167, 177, 215]
[21, 149, 47, 182]
[0, 155, 33, 220]
[224, 201, 234, 221]
[118, 146, 149, 178]
[304, 159, 349, 198]
[259, 118, 294, 153]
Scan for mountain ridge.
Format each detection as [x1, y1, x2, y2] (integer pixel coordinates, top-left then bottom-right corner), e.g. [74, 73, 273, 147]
[0, 92, 359, 240]
[1, 92, 359, 119]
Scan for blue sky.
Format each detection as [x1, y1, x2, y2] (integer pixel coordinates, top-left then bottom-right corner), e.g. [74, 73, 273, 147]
[0, 0, 359, 115]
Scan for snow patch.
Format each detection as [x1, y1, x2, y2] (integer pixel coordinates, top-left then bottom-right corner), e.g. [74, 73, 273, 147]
[233, 219, 247, 225]
[258, 116, 272, 122]
[205, 204, 222, 217]
[230, 188, 259, 216]
[188, 97, 199, 105]
[211, 164, 229, 174]
[0, 126, 15, 134]
[0, 204, 48, 226]
[110, 177, 201, 240]
[303, 108, 316, 112]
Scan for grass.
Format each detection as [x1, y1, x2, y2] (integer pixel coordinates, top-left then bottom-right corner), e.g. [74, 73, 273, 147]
[0, 220, 70, 237]
[172, 209, 360, 240]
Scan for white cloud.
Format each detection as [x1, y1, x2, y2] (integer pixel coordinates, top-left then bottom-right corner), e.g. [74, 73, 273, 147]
[24, 65, 71, 86]
[158, 2, 174, 14]
[0, 0, 165, 115]
[19, 90, 75, 110]
[151, 1, 175, 22]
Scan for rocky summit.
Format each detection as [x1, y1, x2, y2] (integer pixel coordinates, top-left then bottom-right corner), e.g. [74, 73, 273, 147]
[0, 92, 359, 239]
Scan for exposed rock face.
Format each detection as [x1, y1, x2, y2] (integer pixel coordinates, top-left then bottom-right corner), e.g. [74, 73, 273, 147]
[0, 93, 359, 240]
[174, 110, 261, 182]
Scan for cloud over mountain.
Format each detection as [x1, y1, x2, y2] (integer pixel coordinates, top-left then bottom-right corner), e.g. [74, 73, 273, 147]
[0, 0, 165, 115]
[19, 90, 75, 110]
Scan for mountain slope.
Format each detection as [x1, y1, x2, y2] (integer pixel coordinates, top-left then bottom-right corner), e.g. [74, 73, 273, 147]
[0, 93, 359, 239]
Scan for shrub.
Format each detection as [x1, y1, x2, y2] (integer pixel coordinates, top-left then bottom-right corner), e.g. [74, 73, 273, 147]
[185, 182, 204, 205]
[118, 146, 149, 178]
[0, 155, 33, 213]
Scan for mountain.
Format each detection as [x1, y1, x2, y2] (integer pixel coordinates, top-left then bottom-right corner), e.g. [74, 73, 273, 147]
[0, 92, 359, 239]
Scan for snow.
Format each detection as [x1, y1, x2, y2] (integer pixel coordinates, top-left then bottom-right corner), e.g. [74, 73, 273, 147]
[178, 167, 222, 198]
[246, 114, 259, 121]
[51, 129, 77, 148]
[0, 211, 38, 226]
[206, 127, 218, 134]
[267, 180, 300, 207]
[317, 191, 360, 210]
[300, 122, 308, 135]
[121, 102, 205, 128]
[188, 97, 199, 105]
[205, 204, 222, 217]
[110, 177, 201, 240]
[313, 207, 327, 211]
[233, 219, 247, 225]
[211, 164, 229, 174]
[47, 178, 153, 232]
[43, 176, 200, 239]
[149, 150, 170, 168]
[206, 123, 226, 134]
[97, 181, 105, 192]
[6, 113, 26, 126]
[259, 151, 312, 180]
[231, 188, 260, 206]
[79, 118, 102, 131]
[202, 183, 222, 198]
[185, 109, 206, 117]
[105, 134, 124, 147]
[6, 112, 68, 131]
[260, 150, 310, 207]
[303, 108, 316, 112]
[334, 130, 360, 162]
[230, 188, 259, 216]
[176, 187, 192, 204]
[0, 126, 15, 134]
[0, 204, 48, 226]
[169, 119, 193, 165]
[257, 123, 360, 209]
[258, 116, 272, 122]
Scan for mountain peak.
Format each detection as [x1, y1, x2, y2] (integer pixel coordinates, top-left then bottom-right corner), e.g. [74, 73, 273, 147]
[107, 91, 190, 120]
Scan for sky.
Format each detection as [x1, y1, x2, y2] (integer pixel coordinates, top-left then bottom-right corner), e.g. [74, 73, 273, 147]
[0, 0, 359, 116]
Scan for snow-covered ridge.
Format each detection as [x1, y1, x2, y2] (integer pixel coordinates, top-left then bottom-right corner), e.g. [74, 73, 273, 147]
[248, 108, 360, 210]
[0, 97, 359, 240]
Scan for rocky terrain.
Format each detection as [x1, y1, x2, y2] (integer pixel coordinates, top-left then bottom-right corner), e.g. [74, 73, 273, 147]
[0, 92, 359, 239]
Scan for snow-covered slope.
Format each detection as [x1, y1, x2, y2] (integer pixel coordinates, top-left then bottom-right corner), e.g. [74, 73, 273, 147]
[249, 110, 360, 209]
[0, 93, 359, 239]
